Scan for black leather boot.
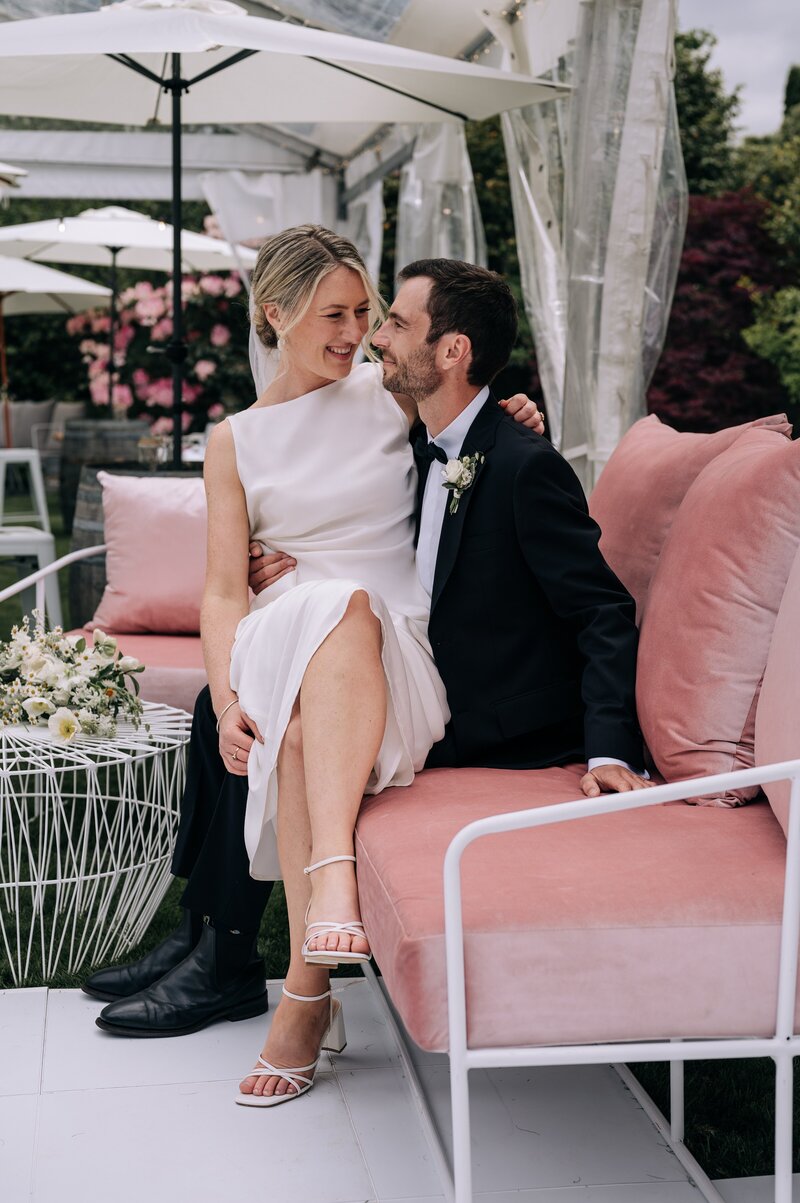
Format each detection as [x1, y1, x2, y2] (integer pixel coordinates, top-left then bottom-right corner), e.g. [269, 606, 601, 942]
[81, 909, 199, 1002]
[94, 922, 268, 1038]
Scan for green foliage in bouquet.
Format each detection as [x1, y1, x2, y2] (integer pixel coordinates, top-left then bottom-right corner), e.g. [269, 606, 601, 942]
[0, 616, 144, 739]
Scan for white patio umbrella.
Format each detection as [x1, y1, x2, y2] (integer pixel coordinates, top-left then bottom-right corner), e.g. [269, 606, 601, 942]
[0, 160, 26, 197]
[0, 254, 111, 447]
[0, 0, 564, 463]
[0, 205, 258, 405]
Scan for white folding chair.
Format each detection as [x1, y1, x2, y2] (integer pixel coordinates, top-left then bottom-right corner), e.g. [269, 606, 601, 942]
[0, 447, 51, 532]
[0, 526, 62, 627]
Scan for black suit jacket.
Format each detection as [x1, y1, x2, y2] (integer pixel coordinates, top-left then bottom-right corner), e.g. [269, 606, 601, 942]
[418, 397, 643, 770]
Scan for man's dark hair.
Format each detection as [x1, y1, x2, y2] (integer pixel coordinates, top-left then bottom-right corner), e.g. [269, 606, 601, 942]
[397, 258, 518, 386]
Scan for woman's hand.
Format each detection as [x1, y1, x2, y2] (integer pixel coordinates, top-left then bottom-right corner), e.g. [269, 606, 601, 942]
[499, 393, 545, 434]
[218, 700, 263, 777]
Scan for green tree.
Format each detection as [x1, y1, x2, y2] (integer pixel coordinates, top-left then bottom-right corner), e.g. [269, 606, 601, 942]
[742, 285, 800, 409]
[673, 30, 740, 196]
[784, 65, 800, 116]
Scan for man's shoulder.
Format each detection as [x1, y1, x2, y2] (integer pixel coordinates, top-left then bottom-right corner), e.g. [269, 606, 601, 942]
[493, 412, 563, 467]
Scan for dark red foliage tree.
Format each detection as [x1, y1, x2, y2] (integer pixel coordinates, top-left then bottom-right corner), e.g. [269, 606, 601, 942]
[647, 190, 790, 431]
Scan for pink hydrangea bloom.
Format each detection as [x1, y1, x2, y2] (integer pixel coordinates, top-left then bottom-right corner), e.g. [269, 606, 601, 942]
[91, 313, 111, 335]
[150, 317, 173, 342]
[210, 323, 231, 348]
[144, 377, 174, 408]
[193, 358, 217, 382]
[149, 416, 173, 435]
[112, 384, 133, 410]
[199, 274, 225, 297]
[224, 274, 242, 298]
[135, 295, 166, 326]
[114, 324, 135, 352]
[89, 374, 110, 405]
[207, 402, 225, 419]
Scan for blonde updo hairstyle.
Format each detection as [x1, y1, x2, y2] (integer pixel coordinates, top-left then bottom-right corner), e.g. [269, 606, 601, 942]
[252, 224, 384, 358]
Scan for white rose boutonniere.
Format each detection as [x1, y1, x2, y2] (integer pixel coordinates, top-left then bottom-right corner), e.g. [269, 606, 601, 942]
[441, 452, 485, 515]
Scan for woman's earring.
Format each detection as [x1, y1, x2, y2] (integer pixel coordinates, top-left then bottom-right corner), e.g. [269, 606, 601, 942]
[277, 334, 285, 355]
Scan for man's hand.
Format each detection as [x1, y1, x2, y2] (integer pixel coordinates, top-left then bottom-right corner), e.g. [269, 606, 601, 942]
[499, 393, 545, 435]
[248, 541, 296, 597]
[217, 700, 263, 777]
[580, 764, 655, 798]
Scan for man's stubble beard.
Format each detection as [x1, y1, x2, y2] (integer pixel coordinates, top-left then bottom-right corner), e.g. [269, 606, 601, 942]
[382, 343, 441, 403]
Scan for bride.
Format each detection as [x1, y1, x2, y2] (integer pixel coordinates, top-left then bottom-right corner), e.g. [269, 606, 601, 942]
[202, 225, 540, 1106]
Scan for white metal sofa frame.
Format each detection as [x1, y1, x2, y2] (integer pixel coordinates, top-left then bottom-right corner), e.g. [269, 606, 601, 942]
[5, 551, 799, 1203]
[0, 542, 107, 616]
[362, 760, 800, 1203]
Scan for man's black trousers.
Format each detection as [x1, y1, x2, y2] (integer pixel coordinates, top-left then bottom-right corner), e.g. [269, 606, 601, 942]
[171, 685, 273, 933]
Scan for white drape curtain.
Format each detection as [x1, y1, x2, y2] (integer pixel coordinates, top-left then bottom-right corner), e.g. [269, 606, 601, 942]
[394, 122, 486, 282]
[342, 150, 385, 283]
[561, 0, 686, 490]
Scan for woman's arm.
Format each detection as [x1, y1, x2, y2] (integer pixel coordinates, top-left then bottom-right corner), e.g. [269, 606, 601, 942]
[200, 421, 251, 719]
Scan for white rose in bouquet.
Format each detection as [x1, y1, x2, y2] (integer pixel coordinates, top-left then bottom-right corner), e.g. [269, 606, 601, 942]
[48, 708, 81, 741]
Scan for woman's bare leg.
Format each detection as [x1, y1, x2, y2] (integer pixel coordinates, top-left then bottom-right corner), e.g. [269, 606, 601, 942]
[240, 591, 385, 1096]
[301, 590, 385, 958]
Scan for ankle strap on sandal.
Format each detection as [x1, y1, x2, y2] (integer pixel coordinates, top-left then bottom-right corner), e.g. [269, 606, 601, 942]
[282, 986, 331, 1003]
[303, 854, 356, 876]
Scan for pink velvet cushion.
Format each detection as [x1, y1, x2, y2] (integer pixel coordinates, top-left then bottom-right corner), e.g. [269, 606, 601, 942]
[755, 546, 800, 837]
[589, 413, 791, 620]
[89, 472, 207, 635]
[356, 766, 793, 1052]
[637, 427, 800, 804]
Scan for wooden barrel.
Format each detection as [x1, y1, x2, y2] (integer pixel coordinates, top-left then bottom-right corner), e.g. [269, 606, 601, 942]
[69, 463, 203, 629]
[59, 420, 149, 535]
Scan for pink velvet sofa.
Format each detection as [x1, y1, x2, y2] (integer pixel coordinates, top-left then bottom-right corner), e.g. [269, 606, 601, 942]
[354, 413, 800, 1203]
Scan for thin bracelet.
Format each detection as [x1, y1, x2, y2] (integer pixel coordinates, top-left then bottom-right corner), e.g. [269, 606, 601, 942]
[215, 698, 238, 732]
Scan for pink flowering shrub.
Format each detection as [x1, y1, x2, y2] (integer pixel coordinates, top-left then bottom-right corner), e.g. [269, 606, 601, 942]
[66, 272, 252, 432]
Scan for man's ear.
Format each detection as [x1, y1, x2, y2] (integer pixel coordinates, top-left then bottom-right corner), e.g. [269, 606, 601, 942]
[439, 332, 472, 374]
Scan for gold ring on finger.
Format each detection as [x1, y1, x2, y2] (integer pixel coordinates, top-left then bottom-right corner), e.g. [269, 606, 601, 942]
[232, 748, 240, 762]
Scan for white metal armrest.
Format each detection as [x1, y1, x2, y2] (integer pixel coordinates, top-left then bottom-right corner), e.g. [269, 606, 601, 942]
[0, 543, 107, 619]
[442, 759, 800, 1203]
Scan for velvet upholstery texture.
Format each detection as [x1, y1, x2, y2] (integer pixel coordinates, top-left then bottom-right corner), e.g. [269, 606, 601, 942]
[636, 427, 800, 804]
[355, 766, 794, 1052]
[89, 473, 207, 635]
[589, 413, 791, 621]
[755, 545, 800, 837]
[69, 629, 206, 714]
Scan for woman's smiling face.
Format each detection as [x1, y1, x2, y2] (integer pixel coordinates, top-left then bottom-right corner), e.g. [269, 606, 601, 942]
[268, 265, 371, 384]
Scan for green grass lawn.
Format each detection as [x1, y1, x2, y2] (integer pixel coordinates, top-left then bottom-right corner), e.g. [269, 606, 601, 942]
[1, 485, 796, 1183]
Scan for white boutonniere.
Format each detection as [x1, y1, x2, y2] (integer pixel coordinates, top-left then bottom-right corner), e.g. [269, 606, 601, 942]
[442, 452, 485, 515]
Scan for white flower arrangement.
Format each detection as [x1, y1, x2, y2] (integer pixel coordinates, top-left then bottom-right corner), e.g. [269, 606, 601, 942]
[442, 452, 485, 515]
[0, 614, 145, 741]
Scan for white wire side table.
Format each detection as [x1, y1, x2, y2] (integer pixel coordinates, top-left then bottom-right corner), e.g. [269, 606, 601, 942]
[0, 702, 192, 986]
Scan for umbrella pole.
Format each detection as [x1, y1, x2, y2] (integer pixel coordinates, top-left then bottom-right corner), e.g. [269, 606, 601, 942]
[0, 296, 10, 450]
[107, 246, 119, 410]
[169, 52, 186, 469]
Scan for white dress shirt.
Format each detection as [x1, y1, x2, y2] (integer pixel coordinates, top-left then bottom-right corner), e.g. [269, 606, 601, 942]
[416, 390, 640, 779]
[416, 387, 489, 599]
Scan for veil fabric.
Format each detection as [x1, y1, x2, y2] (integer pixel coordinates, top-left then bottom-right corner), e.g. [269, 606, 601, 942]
[248, 286, 279, 398]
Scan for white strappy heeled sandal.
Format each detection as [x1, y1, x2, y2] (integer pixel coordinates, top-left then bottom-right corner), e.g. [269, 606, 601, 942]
[235, 985, 347, 1108]
[301, 854, 371, 968]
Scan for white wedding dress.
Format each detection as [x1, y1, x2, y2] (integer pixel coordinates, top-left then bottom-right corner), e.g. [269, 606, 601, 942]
[227, 361, 449, 880]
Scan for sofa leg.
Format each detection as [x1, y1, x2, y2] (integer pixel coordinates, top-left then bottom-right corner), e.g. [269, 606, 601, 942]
[774, 1051, 794, 1203]
[670, 1045, 685, 1144]
[450, 1054, 472, 1203]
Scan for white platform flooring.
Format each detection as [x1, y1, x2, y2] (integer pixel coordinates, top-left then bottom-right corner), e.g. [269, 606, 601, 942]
[0, 979, 796, 1203]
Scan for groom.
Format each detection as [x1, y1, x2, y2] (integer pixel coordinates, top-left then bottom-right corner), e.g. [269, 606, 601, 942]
[84, 260, 646, 1036]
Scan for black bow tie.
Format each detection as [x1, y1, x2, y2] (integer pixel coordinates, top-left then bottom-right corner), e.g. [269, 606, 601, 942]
[414, 434, 448, 465]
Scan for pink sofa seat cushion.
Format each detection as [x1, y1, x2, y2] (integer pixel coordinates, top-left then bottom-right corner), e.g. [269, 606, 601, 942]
[68, 629, 207, 714]
[636, 427, 800, 804]
[588, 413, 791, 621]
[355, 766, 794, 1053]
[756, 545, 800, 837]
[88, 472, 207, 635]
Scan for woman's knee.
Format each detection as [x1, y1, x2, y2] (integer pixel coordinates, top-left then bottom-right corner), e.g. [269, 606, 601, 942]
[342, 589, 380, 631]
[281, 706, 303, 761]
